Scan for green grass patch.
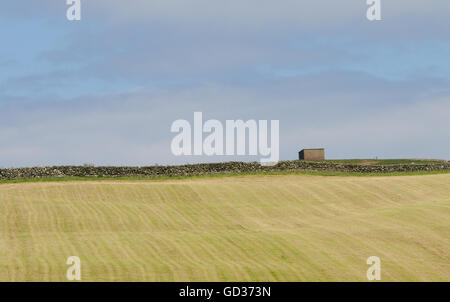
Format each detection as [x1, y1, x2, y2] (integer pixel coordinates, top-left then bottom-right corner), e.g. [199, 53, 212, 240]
[307, 159, 448, 165]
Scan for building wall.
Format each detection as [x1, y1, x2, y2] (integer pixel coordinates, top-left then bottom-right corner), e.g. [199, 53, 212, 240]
[299, 149, 325, 160]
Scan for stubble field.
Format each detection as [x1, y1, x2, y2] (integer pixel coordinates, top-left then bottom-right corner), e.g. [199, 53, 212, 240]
[0, 173, 449, 281]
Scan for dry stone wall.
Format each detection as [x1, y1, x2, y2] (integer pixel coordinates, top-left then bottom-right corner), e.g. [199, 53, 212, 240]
[1, 161, 450, 181]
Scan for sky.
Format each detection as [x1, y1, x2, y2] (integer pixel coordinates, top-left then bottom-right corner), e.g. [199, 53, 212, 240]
[0, 0, 450, 167]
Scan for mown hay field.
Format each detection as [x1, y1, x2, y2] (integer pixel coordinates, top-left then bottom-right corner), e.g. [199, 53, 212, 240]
[0, 174, 449, 281]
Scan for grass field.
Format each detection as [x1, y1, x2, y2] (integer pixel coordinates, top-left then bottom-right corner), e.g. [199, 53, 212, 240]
[0, 173, 449, 281]
[307, 158, 448, 165]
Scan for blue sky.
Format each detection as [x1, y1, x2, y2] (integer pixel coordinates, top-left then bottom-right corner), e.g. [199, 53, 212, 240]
[1, 1, 450, 167]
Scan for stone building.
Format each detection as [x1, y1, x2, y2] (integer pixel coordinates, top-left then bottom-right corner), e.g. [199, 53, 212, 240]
[299, 148, 325, 160]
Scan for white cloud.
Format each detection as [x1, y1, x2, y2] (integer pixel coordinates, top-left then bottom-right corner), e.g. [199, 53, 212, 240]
[87, 0, 450, 30]
[4, 1, 450, 31]
[1, 76, 449, 167]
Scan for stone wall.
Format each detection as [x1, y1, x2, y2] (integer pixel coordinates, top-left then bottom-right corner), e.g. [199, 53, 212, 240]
[1, 160, 449, 181]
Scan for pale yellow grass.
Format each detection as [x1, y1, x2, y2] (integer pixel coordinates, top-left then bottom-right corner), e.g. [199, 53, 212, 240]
[0, 174, 449, 281]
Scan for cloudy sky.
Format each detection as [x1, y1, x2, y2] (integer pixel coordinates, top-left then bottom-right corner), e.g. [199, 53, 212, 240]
[1, 1, 449, 167]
